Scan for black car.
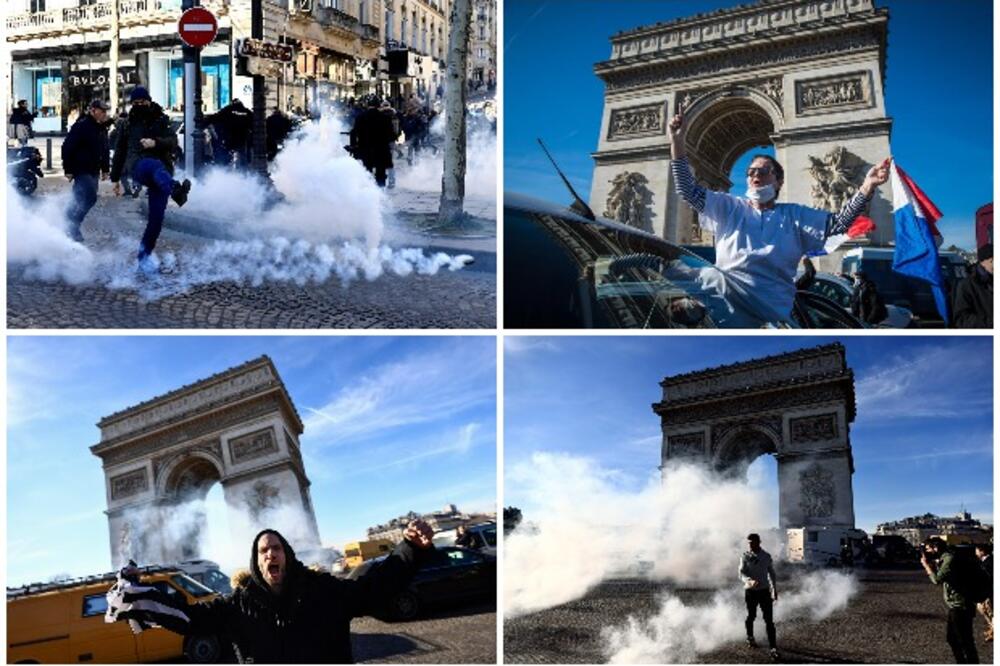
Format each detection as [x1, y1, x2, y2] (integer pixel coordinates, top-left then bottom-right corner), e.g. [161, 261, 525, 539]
[348, 546, 496, 621]
[505, 193, 862, 328]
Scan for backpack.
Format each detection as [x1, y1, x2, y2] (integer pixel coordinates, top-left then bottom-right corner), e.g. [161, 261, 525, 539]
[946, 548, 991, 605]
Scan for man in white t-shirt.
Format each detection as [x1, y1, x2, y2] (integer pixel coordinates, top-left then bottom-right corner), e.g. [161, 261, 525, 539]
[668, 111, 890, 317]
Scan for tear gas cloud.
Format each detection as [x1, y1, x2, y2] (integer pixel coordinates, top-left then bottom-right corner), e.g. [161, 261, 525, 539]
[118, 494, 321, 575]
[7, 115, 472, 300]
[394, 114, 497, 201]
[505, 452, 859, 662]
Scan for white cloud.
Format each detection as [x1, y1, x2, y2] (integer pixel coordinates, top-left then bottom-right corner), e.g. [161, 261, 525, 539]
[503, 336, 561, 355]
[301, 341, 495, 445]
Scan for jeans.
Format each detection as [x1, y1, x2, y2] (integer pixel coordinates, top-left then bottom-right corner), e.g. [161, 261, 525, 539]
[66, 173, 99, 230]
[745, 588, 776, 649]
[131, 157, 175, 256]
[947, 606, 979, 663]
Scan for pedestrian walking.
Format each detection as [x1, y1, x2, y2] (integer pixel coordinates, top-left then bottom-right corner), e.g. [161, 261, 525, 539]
[668, 110, 890, 317]
[107, 520, 435, 663]
[350, 97, 397, 187]
[109, 86, 191, 270]
[739, 533, 779, 661]
[61, 99, 112, 242]
[975, 543, 993, 642]
[206, 98, 253, 168]
[265, 107, 293, 162]
[8, 99, 36, 147]
[951, 244, 993, 328]
[921, 537, 988, 663]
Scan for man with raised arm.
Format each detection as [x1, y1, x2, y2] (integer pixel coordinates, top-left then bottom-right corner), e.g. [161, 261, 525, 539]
[668, 111, 890, 318]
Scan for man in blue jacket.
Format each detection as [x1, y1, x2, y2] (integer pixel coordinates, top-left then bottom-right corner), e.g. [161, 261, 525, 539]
[62, 99, 112, 242]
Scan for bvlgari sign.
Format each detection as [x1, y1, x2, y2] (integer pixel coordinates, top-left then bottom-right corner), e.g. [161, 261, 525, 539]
[68, 68, 139, 89]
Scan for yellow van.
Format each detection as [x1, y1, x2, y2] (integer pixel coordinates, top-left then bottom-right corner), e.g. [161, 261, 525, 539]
[342, 539, 394, 570]
[8, 567, 222, 664]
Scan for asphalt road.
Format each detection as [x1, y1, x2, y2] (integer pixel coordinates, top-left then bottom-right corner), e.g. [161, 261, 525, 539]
[504, 568, 994, 664]
[8, 178, 496, 329]
[353, 602, 496, 664]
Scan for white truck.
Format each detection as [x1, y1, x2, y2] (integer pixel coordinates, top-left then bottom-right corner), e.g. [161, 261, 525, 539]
[786, 527, 868, 566]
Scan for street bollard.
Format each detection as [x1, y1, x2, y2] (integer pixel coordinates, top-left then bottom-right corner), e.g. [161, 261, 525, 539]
[46, 138, 52, 169]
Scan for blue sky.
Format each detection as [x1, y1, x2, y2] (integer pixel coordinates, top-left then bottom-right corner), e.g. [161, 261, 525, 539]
[504, 336, 993, 533]
[504, 0, 993, 251]
[7, 336, 497, 587]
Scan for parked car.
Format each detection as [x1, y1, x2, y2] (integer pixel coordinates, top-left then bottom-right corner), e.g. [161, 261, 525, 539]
[841, 247, 968, 323]
[7, 566, 222, 664]
[799, 272, 914, 328]
[505, 193, 862, 328]
[347, 546, 496, 621]
[433, 522, 498, 556]
[175, 559, 232, 595]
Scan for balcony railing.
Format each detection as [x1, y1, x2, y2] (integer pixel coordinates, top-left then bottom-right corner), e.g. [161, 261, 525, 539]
[359, 23, 379, 42]
[7, 0, 226, 38]
[313, 5, 358, 32]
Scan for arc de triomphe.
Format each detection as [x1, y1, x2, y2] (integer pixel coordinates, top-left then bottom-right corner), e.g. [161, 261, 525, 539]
[591, 0, 894, 260]
[653, 343, 857, 529]
[91, 356, 321, 567]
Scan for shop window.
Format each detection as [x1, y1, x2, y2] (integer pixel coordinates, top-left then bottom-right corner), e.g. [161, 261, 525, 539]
[168, 55, 231, 114]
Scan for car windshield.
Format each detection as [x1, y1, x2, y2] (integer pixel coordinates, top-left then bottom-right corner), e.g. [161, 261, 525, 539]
[507, 205, 795, 328]
[171, 573, 215, 598]
[198, 569, 233, 594]
[479, 527, 497, 547]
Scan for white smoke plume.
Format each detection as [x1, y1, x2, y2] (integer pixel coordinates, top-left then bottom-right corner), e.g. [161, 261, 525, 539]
[394, 114, 497, 202]
[603, 570, 858, 663]
[505, 452, 860, 662]
[7, 114, 473, 301]
[504, 453, 771, 617]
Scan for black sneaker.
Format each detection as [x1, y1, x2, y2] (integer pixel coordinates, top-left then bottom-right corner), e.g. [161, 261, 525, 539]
[171, 178, 191, 207]
[69, 226, 84, 243]
[769, 648, 779, 661]
[746, 638, 757, 649]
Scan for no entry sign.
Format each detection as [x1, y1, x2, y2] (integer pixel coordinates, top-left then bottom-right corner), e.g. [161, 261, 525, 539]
[177, 7, 218, 48]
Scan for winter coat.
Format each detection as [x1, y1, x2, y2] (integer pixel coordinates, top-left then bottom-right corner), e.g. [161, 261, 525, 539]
[182, 529, 430, 663]
[207, 102, 253, 151]
[951, 265, 993, 328]
[62, 114, 110, 177]
[350, 107, 397, 170]
[850, 277, 888, 325]
[110, 102, 176, 182]
[9, 107, 35, 127]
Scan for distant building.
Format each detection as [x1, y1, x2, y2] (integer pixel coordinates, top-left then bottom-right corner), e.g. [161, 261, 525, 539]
[875, 510, 993, 547]
[365, 503, 494, 542]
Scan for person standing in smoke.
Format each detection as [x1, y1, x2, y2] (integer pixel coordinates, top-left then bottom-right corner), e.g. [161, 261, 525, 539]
[739, 533, 779, 660]
[110, 86, 191, 271]
[922, 536, 983, 663]
[108, 520, 435, 663]
[61, 99, 111, 242]
[207, 99, 254, 168]
[350, 96, 397, 187]
[265, 107, 294, 162]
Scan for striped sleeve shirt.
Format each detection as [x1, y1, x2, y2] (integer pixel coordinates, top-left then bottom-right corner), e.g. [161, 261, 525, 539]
[670, 155, 872, 238]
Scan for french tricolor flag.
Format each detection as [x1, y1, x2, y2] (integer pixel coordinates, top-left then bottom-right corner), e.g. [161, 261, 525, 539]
[821, 215, 876, 254]
[890, 161, 948, 322]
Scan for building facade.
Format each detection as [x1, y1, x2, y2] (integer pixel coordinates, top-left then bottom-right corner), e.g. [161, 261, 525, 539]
[5, 0, 383, 132]
[380, 0, 449, 106]
[875, 511, 993, 548]
[466, 0, 493, 91]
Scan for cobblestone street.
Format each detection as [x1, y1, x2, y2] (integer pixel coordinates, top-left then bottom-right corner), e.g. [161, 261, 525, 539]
[8, 164, 495, 328]
[504, 569, 994, 664]
[352, 603, 496, 664]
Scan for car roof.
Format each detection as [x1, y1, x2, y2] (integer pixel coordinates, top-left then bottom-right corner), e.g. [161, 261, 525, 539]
[505, 191, 664, 240]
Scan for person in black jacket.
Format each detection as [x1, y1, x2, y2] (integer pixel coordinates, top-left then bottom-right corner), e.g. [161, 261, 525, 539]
[350, 97, 397, 187]
[206, 99, 253, 168]
[114, 520, 434, 663]
[110, 86, 191, 267]
[952, 244, 993, 328]
[849, 271, 888, 325]
[9, 99, 36, 146]
[62, 99, 112, 242]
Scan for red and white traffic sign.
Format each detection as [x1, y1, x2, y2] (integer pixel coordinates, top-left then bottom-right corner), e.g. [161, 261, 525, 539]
[177, 7, 218, 48]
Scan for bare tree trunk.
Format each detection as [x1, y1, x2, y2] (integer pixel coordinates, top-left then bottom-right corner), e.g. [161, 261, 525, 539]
[438, 0, 472, 224]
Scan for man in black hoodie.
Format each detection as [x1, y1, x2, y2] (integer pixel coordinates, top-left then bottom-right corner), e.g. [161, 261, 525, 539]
[62, 99, 111, 242]
[114, 520, 434, 663]
[110, 86, 191, 269]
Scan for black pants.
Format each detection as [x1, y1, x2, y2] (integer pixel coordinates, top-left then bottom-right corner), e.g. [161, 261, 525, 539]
[947, 606, 979, 663]
[745, 589, 776, 649]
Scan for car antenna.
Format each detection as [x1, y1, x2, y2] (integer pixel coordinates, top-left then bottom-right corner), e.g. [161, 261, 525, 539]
[537, 138, 596, 220]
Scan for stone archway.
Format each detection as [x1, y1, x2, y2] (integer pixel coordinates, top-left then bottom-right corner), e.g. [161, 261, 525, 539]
[590, 0, 894, 259]
[653, 343, 857, 529]
[91, 356, 322, 567]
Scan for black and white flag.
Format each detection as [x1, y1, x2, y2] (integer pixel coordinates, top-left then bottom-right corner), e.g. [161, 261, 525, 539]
[105, 569, 190, 635]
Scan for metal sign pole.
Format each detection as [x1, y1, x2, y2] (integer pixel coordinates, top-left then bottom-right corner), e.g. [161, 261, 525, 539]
[181, 0, 203, 177]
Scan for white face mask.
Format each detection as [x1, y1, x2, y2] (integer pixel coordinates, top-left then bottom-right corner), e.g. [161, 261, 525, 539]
[745, 184, 776, 204]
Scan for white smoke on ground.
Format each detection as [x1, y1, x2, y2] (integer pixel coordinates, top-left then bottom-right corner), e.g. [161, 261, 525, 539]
[604, 570, 858, 663]
[505, 452, 860, 662]
[504, 453, 772, 617]
[7, 114, 472, 300]
[394, 114, 497, 202]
